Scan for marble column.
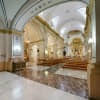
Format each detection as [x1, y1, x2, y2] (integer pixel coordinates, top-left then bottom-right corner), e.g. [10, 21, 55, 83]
[96, 0, 100, 64]
[88, 0, 100, 99]
[4, 32, 12, 71]
[0, 30, 6, 71]
[43, 25, 48, 58]
[0, 29, 13, 72]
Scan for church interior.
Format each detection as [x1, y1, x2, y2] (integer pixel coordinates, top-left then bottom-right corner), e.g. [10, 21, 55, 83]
[0, 0, 100, 100]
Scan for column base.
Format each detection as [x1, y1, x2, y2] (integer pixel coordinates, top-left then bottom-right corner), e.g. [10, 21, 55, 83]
[5, 61, 12, 72]
[88, 63, 100, 100]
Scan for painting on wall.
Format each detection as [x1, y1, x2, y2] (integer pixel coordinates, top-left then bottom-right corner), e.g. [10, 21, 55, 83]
[13, 35, 23, 57]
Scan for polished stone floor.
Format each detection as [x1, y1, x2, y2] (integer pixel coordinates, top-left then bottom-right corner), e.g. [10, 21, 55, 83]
[15, 65, 88, 98]
[0, 72, 88, 100]
[26, 65, 87, 79]
[56, 68, 87, 79]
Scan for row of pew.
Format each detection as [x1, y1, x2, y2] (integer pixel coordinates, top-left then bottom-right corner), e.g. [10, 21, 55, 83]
[37, 57, 88, 70]
[37, 58, 63, 66]
[63, 58, 88, 70]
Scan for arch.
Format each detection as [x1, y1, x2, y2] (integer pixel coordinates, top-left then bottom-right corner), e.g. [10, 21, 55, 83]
[68, 34, 84, 44]
[11, 0, 89, 31]
[60, 20, 85, 37]
[57, 18, 85, 32]
[68, 30, 83, 36]
[0, 18, 6, 29]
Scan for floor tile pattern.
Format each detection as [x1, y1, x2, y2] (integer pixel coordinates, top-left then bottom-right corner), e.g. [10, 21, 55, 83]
[16, 68, 88, 98]
[0, 72, 88, 100]
[56, 68, 87, 79]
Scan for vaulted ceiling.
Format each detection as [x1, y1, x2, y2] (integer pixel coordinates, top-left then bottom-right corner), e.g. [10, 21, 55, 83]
[0, 0, 88, 44]
[0, 0, 89, 29]
[0, 0, 27, 27]
[38, 1, 87, 40]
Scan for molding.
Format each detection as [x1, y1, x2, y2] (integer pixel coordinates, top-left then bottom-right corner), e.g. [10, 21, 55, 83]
[10, 0, 30, 29]
[0, 0, 8, 27]
[27, 39, 44, 44]
[11, 0, 42, 29]
[0, 29, 22, 35]
[68, 30, 83, 36]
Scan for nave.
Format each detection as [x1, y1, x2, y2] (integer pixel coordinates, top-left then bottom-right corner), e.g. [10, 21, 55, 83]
[0, 0, 99, 100]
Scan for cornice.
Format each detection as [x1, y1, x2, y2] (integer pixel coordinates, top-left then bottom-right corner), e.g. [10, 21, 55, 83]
[0, 29, 22, 35]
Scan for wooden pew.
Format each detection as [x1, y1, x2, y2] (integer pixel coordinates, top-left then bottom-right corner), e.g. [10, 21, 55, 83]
[38, 57, 88, 70]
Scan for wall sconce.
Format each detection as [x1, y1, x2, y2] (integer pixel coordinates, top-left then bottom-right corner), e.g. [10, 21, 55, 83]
[25, 40, 30, 44]
[88, 38, 93, 44]
[45, 49, 48, 55]
[14, 45, 21, 52]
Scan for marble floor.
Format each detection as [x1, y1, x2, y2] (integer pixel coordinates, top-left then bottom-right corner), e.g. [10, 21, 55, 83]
[0, 72, 88, 100]
[26, 64, 87, 79]
[27, 66, 50, 71]
[55, 68, 87, 79]
[16, 66, 88, 98]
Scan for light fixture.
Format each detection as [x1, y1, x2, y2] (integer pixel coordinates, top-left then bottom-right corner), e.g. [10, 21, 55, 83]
[25, 40, 30, 43]
[45, 49, 48, 55]
[80, 24, 85, 29]
[88, 38, 93, 44]
[78, 7, 86, 18]
[13, 45, 21, 52]
[39, 12, 44, 17]
[44, 71, 49, 76]
[51, 16, 59, 28]
[60, 27, 66, 37]
[57, 51, 60, 55]
[88, 49, 91, 53]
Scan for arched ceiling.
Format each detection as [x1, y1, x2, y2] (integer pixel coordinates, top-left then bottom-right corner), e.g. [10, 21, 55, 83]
[38, 1, 87, 39]
[0, 0, 27, 27]
[3, 0, 27, 20]
[10, 0, 89, 30]
[0, 0, 88, 49]
[68, 34, 85, 44]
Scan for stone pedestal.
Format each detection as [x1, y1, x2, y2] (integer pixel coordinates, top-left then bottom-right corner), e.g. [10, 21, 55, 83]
[88, 0, 100, 99]
[88, 64, 100, 100]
